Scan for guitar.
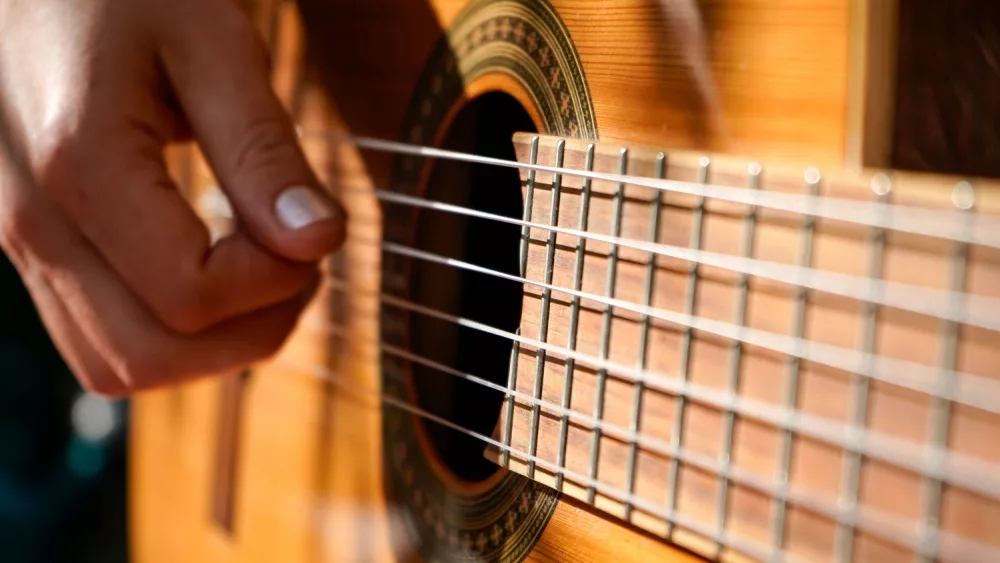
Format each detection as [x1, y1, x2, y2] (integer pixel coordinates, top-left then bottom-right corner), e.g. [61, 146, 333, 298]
[130, 0, 1000, 561]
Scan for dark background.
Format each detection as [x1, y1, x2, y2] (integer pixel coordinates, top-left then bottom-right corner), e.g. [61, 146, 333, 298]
[0, 250, 129, 563]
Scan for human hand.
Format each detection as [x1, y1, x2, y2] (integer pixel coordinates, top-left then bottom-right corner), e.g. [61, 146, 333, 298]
[0, 0, 346, 396]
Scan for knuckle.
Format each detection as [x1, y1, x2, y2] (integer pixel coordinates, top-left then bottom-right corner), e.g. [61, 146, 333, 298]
[231, 116, 298, 182]
[156, 281, 215, 335]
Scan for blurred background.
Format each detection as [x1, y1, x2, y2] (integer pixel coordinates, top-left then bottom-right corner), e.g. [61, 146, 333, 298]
[0, 250, 129, 563]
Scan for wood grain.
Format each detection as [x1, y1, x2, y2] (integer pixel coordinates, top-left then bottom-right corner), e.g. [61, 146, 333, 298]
[129, 0, 1000, 562]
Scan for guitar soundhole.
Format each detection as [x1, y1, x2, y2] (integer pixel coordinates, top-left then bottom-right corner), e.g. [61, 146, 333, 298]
[409, 91, 536, 483]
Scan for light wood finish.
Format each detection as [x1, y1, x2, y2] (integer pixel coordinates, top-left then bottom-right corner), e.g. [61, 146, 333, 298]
[529, 498, 706, 563]
[129, 0, 999, 562]
[292, 0, 856, 169]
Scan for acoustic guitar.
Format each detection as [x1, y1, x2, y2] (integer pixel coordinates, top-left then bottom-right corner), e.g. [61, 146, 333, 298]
[131, 0, 1000, 561]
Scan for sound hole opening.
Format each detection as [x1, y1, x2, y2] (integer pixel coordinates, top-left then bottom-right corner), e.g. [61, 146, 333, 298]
[408, 92, 536, 484]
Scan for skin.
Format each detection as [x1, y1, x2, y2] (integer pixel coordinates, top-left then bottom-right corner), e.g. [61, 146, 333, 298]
[0, 0, 347, 396]
[0, 0, 719, 397]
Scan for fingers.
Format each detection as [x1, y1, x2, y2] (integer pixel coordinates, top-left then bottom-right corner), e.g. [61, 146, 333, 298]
[32, 0, 336, 335]
[39, 126, 318, 334]
[0, 0, 331, 395]
[12, 193, 313, 393]
[156, 0, 346, 263]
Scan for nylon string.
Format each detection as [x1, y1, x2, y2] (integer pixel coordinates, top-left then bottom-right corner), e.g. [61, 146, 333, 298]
[276, 318, 999, 563]
[301, 132, 1000, 250]
[194, 132, 1000, 562]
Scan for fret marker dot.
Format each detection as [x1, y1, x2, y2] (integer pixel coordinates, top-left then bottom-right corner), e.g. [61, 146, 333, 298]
[952, 181, 975, 210]
[804, 168, 821, 184]
[871, 173, 891, 195]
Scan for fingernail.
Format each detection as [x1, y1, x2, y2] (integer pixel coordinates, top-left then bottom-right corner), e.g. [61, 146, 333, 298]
[275, 185, 335, 230]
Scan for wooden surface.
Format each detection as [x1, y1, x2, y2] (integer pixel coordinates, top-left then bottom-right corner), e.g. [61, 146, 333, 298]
[295, 0, 855, 168]
[891, 0, 1000, 178]
[844, 0, 897, 170]
[128, 0, 1000, 562]
[496, 133, 1000, 562]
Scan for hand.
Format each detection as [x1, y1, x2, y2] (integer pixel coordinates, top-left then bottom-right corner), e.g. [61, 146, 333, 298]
[0, 0, 346, 396]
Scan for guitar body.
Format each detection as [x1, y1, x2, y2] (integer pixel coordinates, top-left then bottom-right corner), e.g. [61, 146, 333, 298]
[130, 1, 1000, 562]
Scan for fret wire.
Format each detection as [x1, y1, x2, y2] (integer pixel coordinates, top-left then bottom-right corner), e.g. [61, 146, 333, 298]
[587, 147, 629, 505]
[367, 186, 1000, 335]
[527, 139, 566, 479]
[369, 225, 1000, 416]
[502, 134, 539, 468]
[313, 132, 1000, 249]
[364, 192, 1000, 415]
[771, 170, 820, 559]
[919, 182, 972, 561]
[624, 152, 667, 522]
[502, 328, 522, 469]
[716, 162, 761, 555]
[280, 131, 1000, 558]
[317, 275, 1000, 502]
[554, 143, 596, 491]
[300, 316, 1000, 563]
[284, 354, 784, 563]
[518, 135, 540, 279]
[836, 174, 890, 562]
[667, 155, 710, 537]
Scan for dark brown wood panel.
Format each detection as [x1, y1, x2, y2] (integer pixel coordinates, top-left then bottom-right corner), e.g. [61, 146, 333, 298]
[892, 0, 1000, 178]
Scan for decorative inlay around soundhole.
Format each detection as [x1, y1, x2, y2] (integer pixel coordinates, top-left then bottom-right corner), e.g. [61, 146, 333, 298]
[378, 0, 598, 561]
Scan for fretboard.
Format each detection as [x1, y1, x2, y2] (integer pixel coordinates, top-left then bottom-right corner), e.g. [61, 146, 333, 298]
[487, 133, 1000, 563]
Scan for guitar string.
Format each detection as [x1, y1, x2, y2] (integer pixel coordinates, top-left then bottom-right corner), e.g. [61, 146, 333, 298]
[277, 356, 782, 563]
[195, 132, 997, 556]
[365, 186, 997, 332]
[301, 313, 995, 561]
[274, 329, 998, 563]
[198, 204, 1000, 492]
[311, 274, 1000, 503]
[202, 186, 1000, 413]
[202, 176, 1000, 433]
[308, 227, 1000, 418]
[301, 132, 1000, 249]
[229, 13, 990, 552]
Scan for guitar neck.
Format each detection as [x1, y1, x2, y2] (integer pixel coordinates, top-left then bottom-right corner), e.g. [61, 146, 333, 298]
[485, 132, 1000, 562]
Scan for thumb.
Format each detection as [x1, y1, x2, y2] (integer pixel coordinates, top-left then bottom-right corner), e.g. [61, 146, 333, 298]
[157, 1, 346, 263]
